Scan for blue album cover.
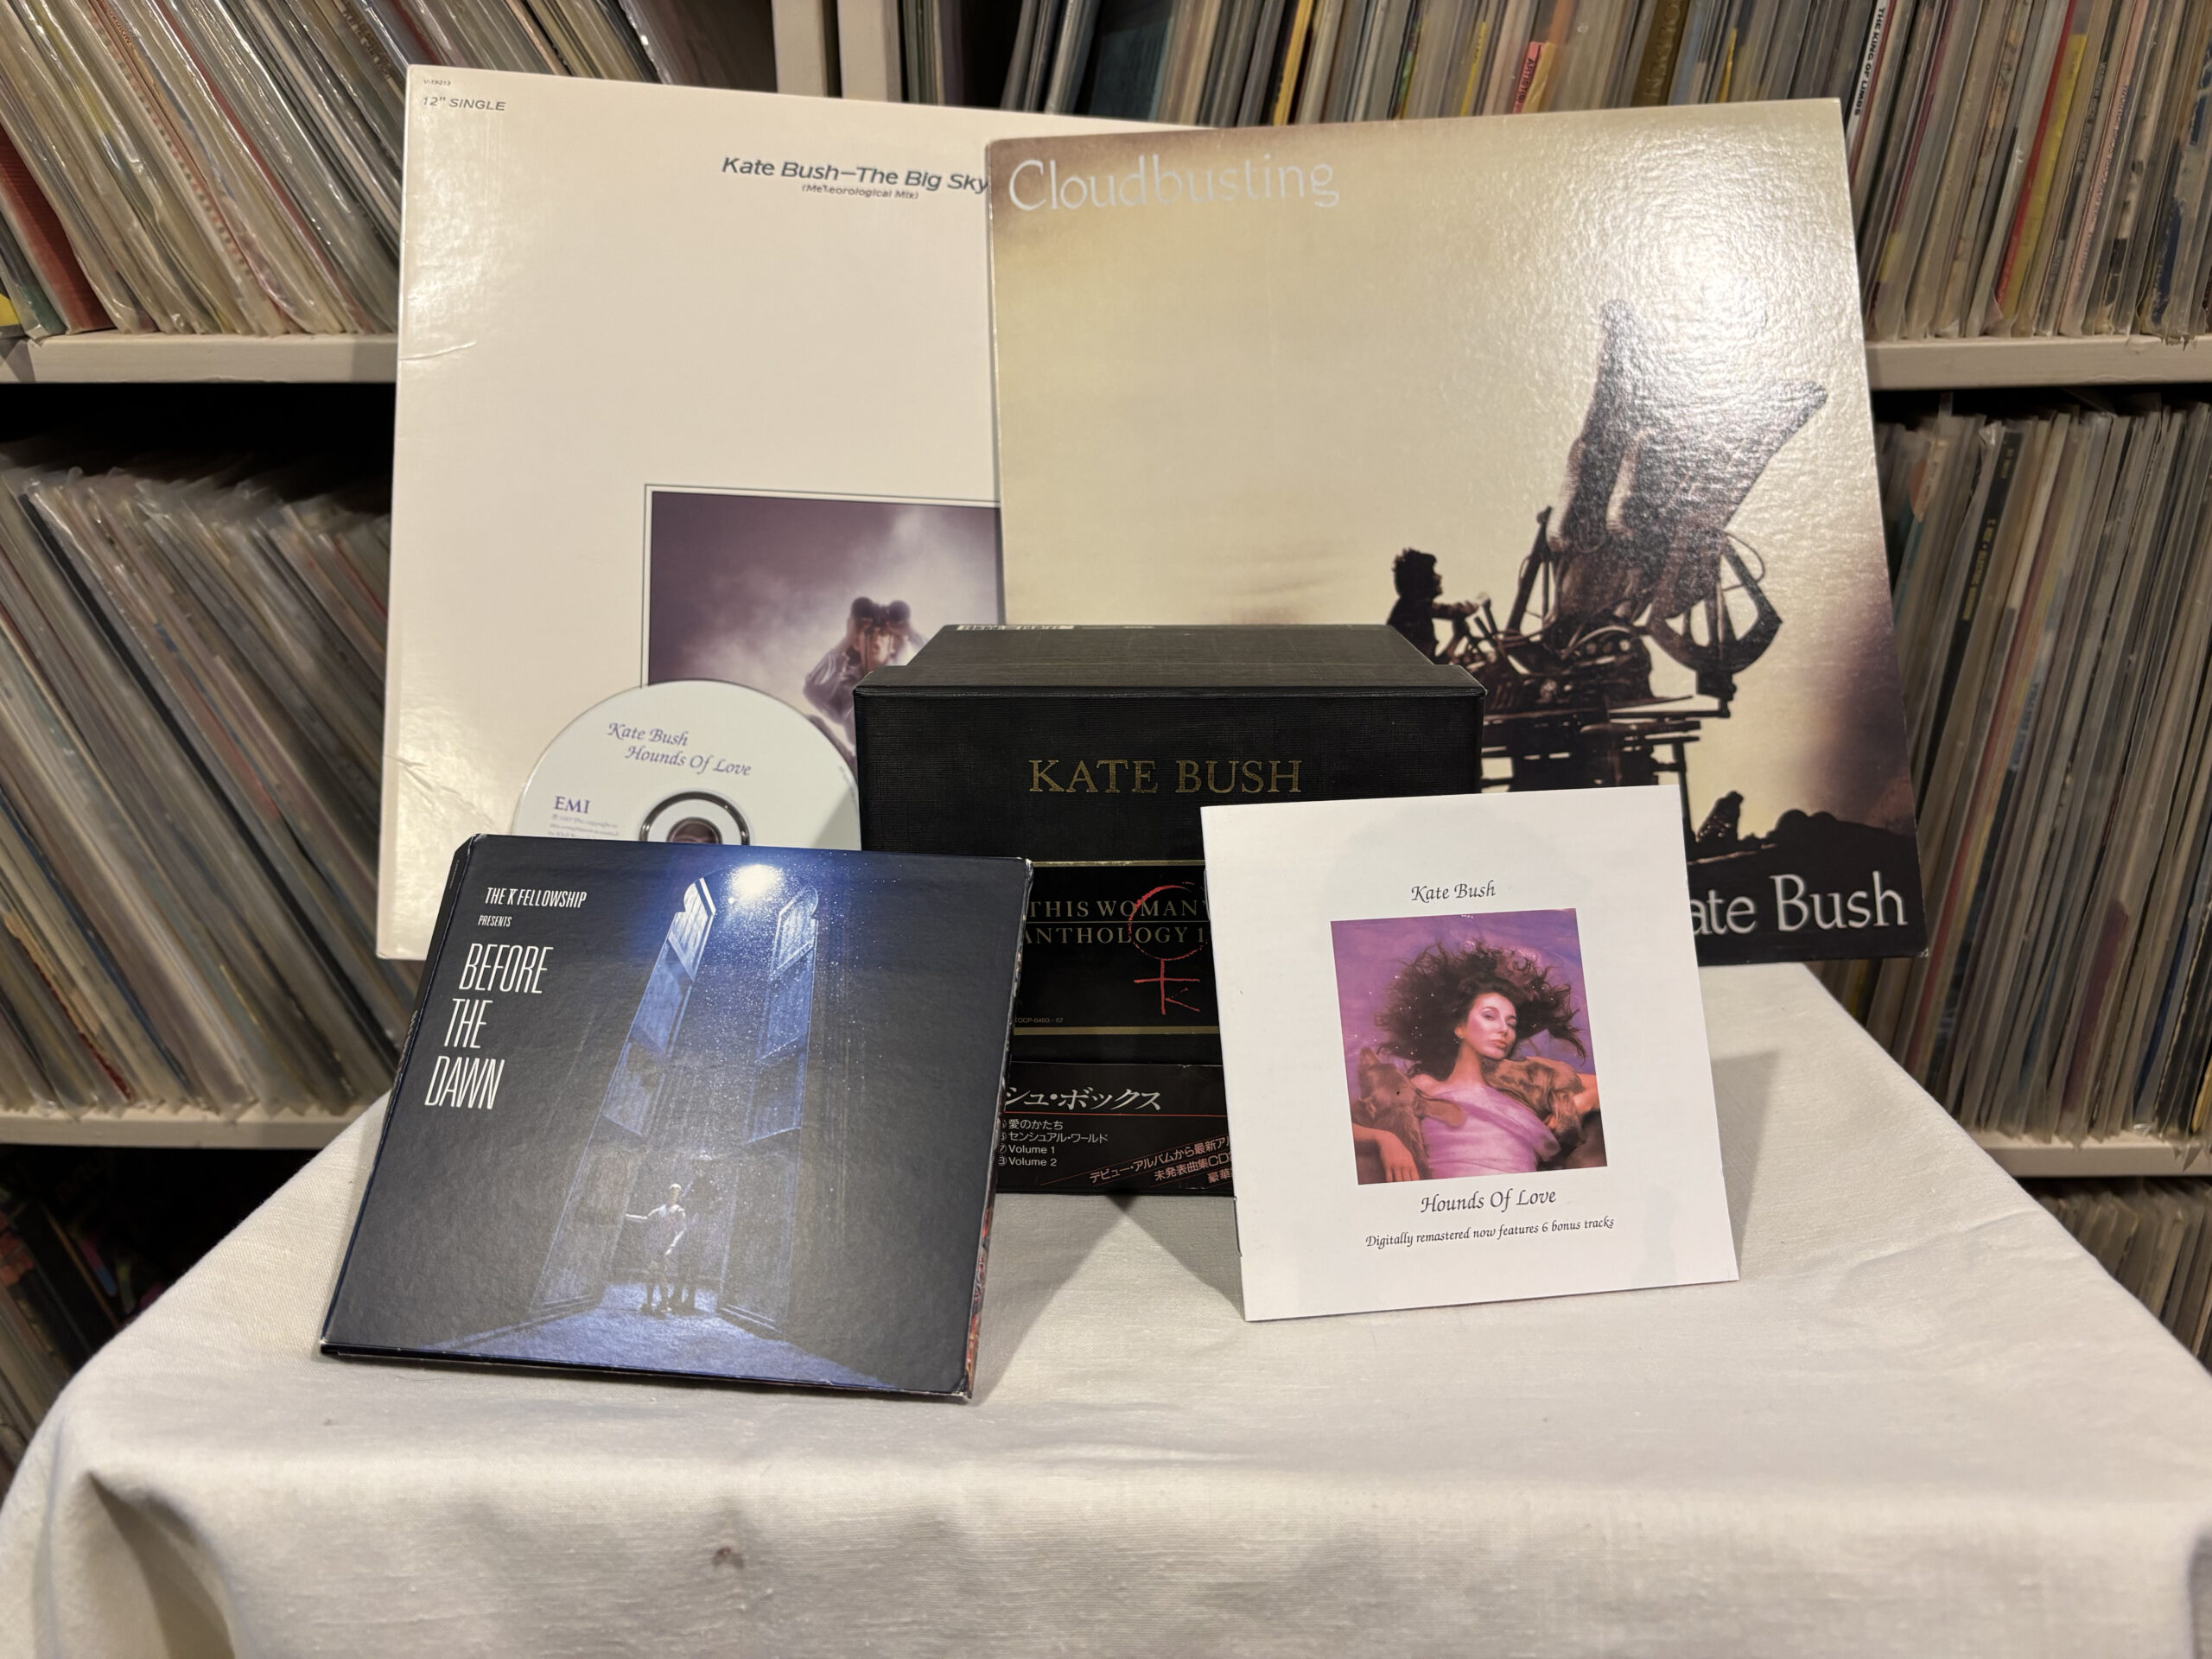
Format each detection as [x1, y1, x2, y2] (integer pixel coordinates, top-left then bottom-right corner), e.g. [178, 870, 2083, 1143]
[323, 836, 1029, 1398]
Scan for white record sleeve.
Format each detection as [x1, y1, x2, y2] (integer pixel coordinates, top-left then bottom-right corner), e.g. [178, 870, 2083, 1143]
[1201, 785, 1738, 1322]
[381, 68, 1135, 957]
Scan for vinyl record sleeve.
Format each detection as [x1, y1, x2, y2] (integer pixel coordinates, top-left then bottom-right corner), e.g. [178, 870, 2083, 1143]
[324, 836, 1030, 1397]
[381, 68, 1134, 957]
[1201, 785, 1736, 1320]
[985, 104, 1928, 969]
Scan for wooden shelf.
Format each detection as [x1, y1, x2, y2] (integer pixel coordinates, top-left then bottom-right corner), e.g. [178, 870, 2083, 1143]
[1867, 334, 2212, 391]
[0, 332, 2196, 390]
[0, 1103, 366, 1149]
[0, 333, 397, 384]
[1974, 1131, 2209, 1178]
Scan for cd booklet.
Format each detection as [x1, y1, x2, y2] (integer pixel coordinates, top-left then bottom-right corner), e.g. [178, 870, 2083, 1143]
[324, 835, 1029, 1397]
[1201, 785, 1736, 1322]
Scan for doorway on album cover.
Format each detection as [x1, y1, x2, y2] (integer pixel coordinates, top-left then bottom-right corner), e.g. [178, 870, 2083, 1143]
[717, 887, 817, 1337]
[531, 879, 717, 1317]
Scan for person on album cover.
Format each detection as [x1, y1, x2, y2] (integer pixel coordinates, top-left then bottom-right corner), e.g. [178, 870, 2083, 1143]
[803, 596, 879, 742]
[1362, 940, 1599, 1179]
[805, 596, 925, 742]
[623, 1185, 687, 1315]
[673, 1168, 720, 1313]
[866, 600, 925, 670]
[1386, 550, 1476, 663]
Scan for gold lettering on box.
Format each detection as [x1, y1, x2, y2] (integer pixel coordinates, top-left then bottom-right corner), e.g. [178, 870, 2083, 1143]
[1029, 759, 1305, 796]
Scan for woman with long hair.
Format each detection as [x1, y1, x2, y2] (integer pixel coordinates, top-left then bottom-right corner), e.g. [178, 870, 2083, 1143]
[1359, 938, 1599, 1179]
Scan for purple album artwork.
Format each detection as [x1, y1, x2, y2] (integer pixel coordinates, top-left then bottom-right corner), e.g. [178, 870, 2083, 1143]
[1330, 909, 1605, 1185]
[645, 490, 1001, 765]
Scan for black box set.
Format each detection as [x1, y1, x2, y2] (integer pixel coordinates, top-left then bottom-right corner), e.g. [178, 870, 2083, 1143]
[856, 624, 1485, 1193]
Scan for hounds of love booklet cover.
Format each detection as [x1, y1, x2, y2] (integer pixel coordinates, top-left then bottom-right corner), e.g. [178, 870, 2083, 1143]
[985, 103, 1925, 971]
[1202, 785, 1735, 1320]
[380, 68, 1135, 959]
[324, 836, 1028, 1397]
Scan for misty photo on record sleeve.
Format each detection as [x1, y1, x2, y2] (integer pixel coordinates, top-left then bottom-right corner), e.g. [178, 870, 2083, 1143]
[645, 489, 1001, 766]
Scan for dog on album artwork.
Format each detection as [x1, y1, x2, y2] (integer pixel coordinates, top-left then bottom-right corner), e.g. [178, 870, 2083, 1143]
[1332, 910, 1605, 1183]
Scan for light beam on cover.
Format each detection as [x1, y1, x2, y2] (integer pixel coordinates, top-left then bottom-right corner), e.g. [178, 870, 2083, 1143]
[733, 865, 782, 906]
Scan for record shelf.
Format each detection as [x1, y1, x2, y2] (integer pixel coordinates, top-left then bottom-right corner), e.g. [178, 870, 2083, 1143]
[1, 334, 2209, 390]
[0, 366, 398, 1157]
[1974, 1135, 2210, 1179]
[1866, 336, 2212, 391]
[0, 1104, 360, 1151]
[0, 335, 2206, 1169]
[0, 335, 398, 385]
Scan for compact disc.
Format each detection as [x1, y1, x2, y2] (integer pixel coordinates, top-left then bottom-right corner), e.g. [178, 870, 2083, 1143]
[512, 681, 860, 853]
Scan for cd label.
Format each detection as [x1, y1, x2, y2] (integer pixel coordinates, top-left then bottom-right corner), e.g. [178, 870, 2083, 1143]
[515, 682, 859, 855]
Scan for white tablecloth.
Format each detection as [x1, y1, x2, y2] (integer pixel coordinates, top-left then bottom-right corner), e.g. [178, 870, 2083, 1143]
[5, 963, 2210, 1656]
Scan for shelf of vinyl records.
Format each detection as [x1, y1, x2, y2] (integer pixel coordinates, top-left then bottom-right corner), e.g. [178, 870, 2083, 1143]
[0, 1103, 365, 1150]
[0, 334, 2206, 389]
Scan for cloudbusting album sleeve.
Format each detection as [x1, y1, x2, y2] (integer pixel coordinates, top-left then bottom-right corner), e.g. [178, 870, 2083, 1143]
[985, 103, 1926, 969]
